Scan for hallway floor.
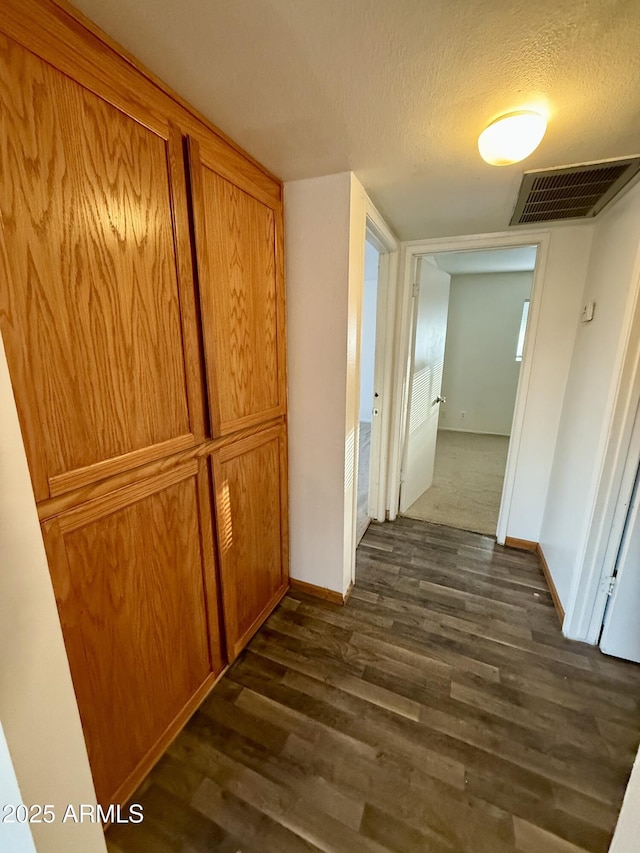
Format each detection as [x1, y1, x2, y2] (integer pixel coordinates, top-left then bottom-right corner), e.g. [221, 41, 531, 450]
[404, 430, 509, 535]
[107, 518, 640, 853]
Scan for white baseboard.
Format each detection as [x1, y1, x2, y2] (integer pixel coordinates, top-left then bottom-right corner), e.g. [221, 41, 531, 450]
[439, 427, 511, 438]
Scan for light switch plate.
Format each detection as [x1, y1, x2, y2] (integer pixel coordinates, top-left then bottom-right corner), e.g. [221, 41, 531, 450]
[581, 302, 595, 323]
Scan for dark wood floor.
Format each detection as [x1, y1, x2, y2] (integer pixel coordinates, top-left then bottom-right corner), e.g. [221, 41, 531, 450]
[107, 518, 640, 853]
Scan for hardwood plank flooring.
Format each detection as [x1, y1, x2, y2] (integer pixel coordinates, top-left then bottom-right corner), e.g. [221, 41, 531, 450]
[107, 517, 640, 852]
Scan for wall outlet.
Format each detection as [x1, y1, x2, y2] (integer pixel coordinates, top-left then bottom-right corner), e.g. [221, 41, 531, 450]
[461, 411, 466, 419]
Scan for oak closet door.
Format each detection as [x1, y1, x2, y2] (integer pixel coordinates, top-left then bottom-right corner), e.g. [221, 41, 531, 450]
[41, 461, 222, 806]
[211, 425, 289, 659]
[0, 34, 204, 502]
[0, 33, 223, 806]
[186, 136, 286, 436]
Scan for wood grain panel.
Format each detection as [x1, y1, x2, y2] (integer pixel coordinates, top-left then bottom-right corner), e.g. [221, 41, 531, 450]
[37, 416, 287, 523]
[274, 199, 288, 427]
[505, 537, 538, 552]
[196, 458, 227, 673]
[0, 1, 281, 204]
[0, 35, 198, 498]
[109, 668, 223, 813]
[42, 467, 216, 806]
[166, 122, 207, 444]
[189, 138, 284, 435]
[211, 426, 288, 660]
[48, 435, 196, 498]
[0, 1, 290, 816]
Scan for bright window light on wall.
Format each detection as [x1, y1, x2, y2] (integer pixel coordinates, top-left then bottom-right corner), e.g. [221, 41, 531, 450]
[516, 300, 530, 362]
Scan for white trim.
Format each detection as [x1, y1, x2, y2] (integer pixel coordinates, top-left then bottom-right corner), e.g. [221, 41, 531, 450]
[346, 177, 368, 590]
[440, 428, 511, 438]
[366, 197, 399, 253]
[387, 229, 550, 539]
[515, 299, 531, 361]
[387, 244, 416, 519]
[497, 239, 548, 543]
[397, 256, 424, 512]
[563, 234, 640, 642]
[362, 198, 399, 523]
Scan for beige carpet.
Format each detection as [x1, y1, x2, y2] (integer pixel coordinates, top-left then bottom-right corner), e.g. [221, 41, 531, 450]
[356, 422, 371, 544]
[403, 430, 509, 535]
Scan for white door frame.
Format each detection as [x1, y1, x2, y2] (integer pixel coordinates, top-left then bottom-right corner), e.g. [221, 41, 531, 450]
[360, 199, 399, 523]
[563, 236, 640, 642]
[599, 407, 640, 659]
[399, 253, 423, 510]
[387, 229, 551, 544]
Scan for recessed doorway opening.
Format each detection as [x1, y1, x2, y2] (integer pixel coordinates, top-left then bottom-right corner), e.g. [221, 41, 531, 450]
[400, 245, 538, 536]
[356, 238, 380, 544]
[349, 200, 399, 572]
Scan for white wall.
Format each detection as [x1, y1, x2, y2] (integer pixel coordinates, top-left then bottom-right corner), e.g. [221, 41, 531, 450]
[503, 225, 594, 543]
[0, 724, 36, 853]
[344, 175, 368, 585]
[439, 271, 533, 435]
[285, 172, 367, 595]
[359, 240, 379, 423]
[540, 183, 640, 612]
[0, 339, 106, 853]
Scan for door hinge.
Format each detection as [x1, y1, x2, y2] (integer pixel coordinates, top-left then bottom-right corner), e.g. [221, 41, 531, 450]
[606, 576, 617, 596]
[412, 281, 420, 298]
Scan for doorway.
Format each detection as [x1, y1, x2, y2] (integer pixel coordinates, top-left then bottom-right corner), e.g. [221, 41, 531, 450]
[356, 238, 380, 543]
[349, 202, 399, 573]
[399, 245, 537, 536]
[598, 392, 640, 663]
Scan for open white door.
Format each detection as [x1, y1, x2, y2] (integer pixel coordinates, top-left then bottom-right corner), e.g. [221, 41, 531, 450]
[600, 460, 640, 663]
[399, 257, 450, 513]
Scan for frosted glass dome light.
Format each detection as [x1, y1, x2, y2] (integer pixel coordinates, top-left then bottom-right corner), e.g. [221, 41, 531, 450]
[478, 110, 547, 166]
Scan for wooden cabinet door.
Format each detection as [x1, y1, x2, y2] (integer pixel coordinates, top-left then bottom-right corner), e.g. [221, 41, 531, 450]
[187, 136, 286, 436]
[41, 461, 223, 806]
[0, 9, 290, 808]
[211, 425, 289, 659]
[0, 35, 203, 502]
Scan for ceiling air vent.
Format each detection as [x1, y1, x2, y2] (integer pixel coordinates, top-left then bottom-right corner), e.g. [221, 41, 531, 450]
[510, 157, 640, 226]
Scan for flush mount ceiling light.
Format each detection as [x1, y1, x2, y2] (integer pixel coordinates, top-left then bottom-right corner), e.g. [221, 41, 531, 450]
[478, 110, 547, 166]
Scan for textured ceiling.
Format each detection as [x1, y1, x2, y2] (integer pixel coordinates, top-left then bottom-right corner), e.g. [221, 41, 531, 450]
[71, 0, 640, 240]
[433, 247, 538, 275]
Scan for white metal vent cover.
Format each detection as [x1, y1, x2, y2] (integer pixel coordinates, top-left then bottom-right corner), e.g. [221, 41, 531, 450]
[510, 157, 640, 226]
